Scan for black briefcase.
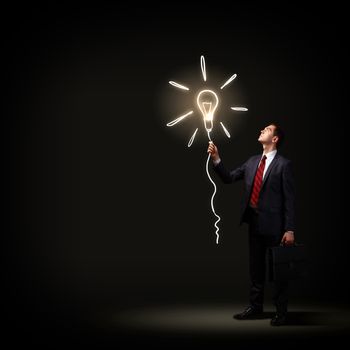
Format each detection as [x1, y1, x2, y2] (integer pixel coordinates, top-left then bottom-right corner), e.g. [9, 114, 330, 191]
[268, 243, 307, 282]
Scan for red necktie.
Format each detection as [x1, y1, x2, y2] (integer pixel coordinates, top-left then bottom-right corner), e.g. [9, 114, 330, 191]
[250, 155, 267, 208]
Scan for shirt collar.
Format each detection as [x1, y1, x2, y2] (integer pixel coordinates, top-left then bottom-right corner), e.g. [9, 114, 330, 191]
[263, 149, 277, 160]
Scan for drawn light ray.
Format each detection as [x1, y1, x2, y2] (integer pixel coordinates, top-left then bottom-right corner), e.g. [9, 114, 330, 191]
[220, 122, 231, 138]
[169, 81, 190, 91]
[231, 107, 248, 111]
[188, 128, 198, 147]
[166, 111, 194, 127]
[200, 55, 207, 81]
[220, 74, 237, 89]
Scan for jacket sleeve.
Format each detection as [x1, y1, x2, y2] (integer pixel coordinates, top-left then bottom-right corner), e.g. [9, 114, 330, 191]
[282, 160, 296, 232]
[213, 160, 247, 184]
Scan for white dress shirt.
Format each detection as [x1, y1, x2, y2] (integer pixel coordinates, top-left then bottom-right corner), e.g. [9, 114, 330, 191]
[262, 149, 277, 179]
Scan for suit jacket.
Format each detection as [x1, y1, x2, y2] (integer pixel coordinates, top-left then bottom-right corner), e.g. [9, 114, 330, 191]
[214, 153, 295, 236]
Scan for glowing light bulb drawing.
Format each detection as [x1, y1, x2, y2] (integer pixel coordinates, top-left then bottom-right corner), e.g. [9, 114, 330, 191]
[166, 55, 248, 244]
[197, 89, 219, 135]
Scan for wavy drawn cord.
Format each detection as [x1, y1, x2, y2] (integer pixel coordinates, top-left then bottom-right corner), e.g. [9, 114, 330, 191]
[206, 131, 221, 244]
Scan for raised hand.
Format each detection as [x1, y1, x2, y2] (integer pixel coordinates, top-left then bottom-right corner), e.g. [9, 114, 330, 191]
[207, 141, 220, 162]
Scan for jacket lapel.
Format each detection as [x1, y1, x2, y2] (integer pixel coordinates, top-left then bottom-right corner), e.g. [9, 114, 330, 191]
[261, 154, 279, 188]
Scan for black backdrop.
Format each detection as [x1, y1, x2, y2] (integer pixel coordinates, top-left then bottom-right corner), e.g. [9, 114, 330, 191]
[6, 1, 347, 347]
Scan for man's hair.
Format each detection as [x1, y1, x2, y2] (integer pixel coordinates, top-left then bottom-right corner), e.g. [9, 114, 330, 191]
[271, 123, 285, 148]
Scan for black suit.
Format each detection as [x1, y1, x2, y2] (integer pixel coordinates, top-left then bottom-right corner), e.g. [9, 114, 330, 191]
[214, 153, 295, 313]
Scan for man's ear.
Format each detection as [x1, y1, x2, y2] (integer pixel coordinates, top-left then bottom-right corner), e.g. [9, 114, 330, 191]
[272, 136, 279, 144]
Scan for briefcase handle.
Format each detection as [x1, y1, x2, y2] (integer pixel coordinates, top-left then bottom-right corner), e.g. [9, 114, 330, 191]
[279, 242, 304, 247]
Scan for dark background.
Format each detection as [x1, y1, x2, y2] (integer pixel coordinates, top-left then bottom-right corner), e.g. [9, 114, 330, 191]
[6, 1, 347, 347]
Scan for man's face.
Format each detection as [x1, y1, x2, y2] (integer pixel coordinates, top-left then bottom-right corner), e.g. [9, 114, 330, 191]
[258, 125, 277, 144]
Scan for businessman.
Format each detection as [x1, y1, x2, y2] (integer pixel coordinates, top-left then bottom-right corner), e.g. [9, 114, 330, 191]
[207, 124, 295, 326]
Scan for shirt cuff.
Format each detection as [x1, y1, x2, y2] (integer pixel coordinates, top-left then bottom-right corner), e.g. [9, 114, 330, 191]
[213, 158, 221, 166]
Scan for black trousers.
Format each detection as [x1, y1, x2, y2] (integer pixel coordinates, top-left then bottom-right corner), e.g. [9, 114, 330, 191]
[247, 207, 288, 314]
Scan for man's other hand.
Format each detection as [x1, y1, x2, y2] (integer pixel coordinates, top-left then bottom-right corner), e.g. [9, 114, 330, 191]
[281, 231, 295, 246]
